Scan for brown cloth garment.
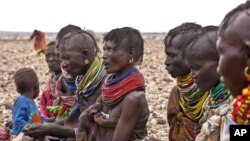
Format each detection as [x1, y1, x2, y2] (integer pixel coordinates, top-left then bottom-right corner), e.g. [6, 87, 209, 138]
[30, 30, 46, 53]
[167, 86, 200, 141]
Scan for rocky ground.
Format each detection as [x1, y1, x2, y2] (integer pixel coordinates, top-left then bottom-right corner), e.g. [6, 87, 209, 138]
[0, 33, 175, 141]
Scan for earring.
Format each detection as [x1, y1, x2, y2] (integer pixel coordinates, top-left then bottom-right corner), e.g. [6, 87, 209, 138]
[244, 66, 250, 81]
[85, 59, 89, 64]
[129, 58, 134, 64]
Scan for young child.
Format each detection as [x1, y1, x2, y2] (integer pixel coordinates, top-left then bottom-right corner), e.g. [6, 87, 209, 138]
[11, 68, 43, 139]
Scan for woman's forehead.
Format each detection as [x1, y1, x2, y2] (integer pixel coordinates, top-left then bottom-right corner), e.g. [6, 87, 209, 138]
[46, 44, 56, 51]
[104, 40, 116, 47]
[61, 35, 94, 50]
[167, 34, 183, 47]
[104, 39, 130, 51]
[225, 12, 250, 39]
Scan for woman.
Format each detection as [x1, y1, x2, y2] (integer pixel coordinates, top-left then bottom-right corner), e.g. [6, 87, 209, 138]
[185, 26, 234, 141]
[29, 29, 46, 56]
[40, 41, 61, 119]
[78, 27, 150, 141]
[23, 28, 105, 140]
[216, 1, 250, 125]
[164, 23, 206, 141]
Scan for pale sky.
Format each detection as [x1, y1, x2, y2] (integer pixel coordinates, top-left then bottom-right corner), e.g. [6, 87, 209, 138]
[0, 0, 246, 32]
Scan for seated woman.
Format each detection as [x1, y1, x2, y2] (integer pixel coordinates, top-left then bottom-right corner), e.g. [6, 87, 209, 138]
[40, 41, 61, 119]
[23, 27, 105, 140]
[41, 39, 77, 121]
[216, 1, 250, 125]
[77, 27, 150, 141]
[185, 26, 234, 141]
[164, 23, 207, 141]
[41, 40, 76, 121]
[46, 25, 82, 121]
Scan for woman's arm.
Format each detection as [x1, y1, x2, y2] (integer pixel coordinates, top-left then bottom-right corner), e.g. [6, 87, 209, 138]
[112, 92, 143, 141]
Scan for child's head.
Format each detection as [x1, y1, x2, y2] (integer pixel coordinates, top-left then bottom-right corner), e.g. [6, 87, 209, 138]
[14, 68, 39, 99]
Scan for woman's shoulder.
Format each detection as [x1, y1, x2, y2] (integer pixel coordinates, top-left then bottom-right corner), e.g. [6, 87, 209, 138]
[123, 90, 146, 106]
[127, 90, 145, 98]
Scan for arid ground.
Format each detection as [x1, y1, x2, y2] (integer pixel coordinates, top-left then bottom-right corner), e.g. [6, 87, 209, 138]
[0, 32, 175, 141]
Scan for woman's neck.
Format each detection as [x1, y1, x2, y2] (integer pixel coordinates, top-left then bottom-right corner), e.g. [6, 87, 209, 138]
[54, 70, 61, 75]
[114, 64, 134, 77]
[176, 73, 193, 88]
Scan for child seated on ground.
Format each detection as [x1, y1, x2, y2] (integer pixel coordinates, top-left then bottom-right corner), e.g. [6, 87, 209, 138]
[11, 68, 44, 139]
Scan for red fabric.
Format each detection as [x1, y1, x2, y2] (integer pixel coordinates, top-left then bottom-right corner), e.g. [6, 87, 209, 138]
[102, 73, 144, 103]
[54, 76, 76, 107]
[0, 127, 10, 140]
[30, 31, 46, 51]
[40, 79, 54, 118]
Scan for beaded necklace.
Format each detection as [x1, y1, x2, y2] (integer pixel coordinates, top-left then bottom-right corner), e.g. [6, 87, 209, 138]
[63, 77, 77, 91]
[208, 82, 230, 109]
[177, 74, 209, 120]
[50, 72, 61, 97]
[231, 84, 250, 125]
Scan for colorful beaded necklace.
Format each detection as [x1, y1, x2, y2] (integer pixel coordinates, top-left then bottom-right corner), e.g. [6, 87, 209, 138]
[177, 74, 209, 120]
[208, 82, 230, 108]
[63, 77, 77, 91]
[231, 84, 250, 125]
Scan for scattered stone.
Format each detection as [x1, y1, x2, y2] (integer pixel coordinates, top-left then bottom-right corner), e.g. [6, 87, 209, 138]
[0, 35, 174, 141]
[157, 118, 167, 125]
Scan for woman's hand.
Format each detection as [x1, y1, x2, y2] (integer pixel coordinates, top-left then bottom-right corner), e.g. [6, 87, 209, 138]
[22, 123, 53, 138]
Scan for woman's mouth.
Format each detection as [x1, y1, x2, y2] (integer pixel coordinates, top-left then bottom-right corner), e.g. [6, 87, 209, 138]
[103, 62, 110, 69]
[61, 68, 73, 79]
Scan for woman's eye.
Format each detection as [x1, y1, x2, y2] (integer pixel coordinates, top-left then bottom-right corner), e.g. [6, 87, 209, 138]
[167, 53, 175, 58]
[193, 66, 200, 71]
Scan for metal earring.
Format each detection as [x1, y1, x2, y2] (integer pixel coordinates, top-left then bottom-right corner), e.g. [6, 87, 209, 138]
[129, 58, 134, 64]
[245, 66, 250, 81]
[85, 59, 89, 64]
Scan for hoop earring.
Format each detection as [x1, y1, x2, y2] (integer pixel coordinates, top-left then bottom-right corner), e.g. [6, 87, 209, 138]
[244, 66, 250, 81]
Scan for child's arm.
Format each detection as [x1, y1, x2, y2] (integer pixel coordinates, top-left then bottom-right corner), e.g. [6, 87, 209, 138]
[11, 102, 28, 136]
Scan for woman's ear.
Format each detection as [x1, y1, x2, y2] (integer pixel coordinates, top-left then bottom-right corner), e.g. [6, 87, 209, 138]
[81, 49, 89, 58]
[130, 47, 135, 58]
[244, 40, 250, 66]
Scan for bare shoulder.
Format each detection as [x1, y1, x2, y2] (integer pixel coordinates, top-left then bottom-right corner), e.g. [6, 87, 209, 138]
[170, 85, 178, 95]
[169, 85, 178, 99]
[123, 91, 146, 106]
